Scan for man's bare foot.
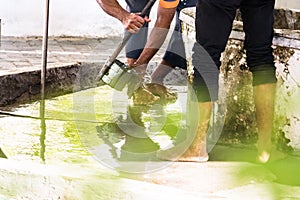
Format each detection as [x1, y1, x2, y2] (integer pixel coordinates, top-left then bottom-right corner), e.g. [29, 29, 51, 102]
[156, 141, 189, 162]
[156, 142, 209, 162]
[157, 150, 209, 162]
[177, 153, 209, 162]
[177, 156, 209, 162]
[177, 145, 209, 162]
[157, 101, 212, 163]
[257, 146, 287, 164]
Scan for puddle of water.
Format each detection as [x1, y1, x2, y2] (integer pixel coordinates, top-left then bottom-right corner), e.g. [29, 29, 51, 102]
[70, 84, 196, 173]
[0, 85, 189, 170]
[0, 86, 116, 164]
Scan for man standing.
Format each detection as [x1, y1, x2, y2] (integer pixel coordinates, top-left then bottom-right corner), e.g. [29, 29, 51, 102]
[184, 0, 280, 163]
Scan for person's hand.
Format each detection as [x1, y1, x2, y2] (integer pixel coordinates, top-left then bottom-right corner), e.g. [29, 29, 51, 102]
[129, 62, 147, 75]
[122, 13, 151, 33]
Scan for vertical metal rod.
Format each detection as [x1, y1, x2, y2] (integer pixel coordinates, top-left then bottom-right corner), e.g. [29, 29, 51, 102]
[41, 0, 50, 99]
[40, 0, 50, 162]
[0, 19, 2, 46]
[40, 114, 46, 162]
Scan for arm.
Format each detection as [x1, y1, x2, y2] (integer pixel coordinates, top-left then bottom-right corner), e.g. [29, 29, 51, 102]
[96, 0, 150, 33]
[134, 6, 176, 66]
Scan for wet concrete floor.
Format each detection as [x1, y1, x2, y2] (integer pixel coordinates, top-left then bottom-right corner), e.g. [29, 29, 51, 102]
[0, 84, 300, 199]
[1, 36, 300, 199]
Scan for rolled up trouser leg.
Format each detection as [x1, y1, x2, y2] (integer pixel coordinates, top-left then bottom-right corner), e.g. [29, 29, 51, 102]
[163, 0, 197, 69]
[240, 0, 276, 86]
[250, 64, 277, 86]
[192, 0, 237, 102]
[192, 43, 220, 102]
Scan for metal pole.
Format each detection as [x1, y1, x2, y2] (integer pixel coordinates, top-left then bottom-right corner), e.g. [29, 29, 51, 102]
[41, 0, 50, 99]
[0, 19, 2, 46]
[40, 0, 50, 163]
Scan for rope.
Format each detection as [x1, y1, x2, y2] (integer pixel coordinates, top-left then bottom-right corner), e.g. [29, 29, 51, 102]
[0, 111, 99, 124]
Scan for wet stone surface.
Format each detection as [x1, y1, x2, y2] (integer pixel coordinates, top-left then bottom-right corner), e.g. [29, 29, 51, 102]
[0, 62, 104, 107]
[1, 86, 300, 199]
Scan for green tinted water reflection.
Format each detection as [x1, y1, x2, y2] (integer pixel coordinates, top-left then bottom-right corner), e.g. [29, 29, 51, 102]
[0, 86, 114, 164]
[0, 85, 185, 165]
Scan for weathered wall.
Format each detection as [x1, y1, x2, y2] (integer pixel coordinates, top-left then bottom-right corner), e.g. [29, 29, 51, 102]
[180, 7, 300, 152]
[0, 62, 103, 108]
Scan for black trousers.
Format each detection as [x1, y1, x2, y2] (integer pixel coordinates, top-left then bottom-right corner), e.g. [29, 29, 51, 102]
[193, 0, 277, 102]
[124, 0, 150, 60]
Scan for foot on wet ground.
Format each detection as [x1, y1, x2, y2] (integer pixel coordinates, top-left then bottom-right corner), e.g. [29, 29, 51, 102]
[257, 146, 288, 164]
[177, 156, 209, 162]
[156, 142, 209, 163]
[177, 146, 209, 162]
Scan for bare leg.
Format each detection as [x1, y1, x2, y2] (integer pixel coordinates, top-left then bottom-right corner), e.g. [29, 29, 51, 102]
[254, 83, 285, 163]
[127, 58, 147, 77]
[151, 59, 173, 84]
[127, 58, 137, 66]
[178, 101, 212, 161]
[156, 101, 212, 162]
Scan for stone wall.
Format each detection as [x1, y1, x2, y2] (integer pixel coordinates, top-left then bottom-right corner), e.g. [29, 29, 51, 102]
[0, 62, 103, 108]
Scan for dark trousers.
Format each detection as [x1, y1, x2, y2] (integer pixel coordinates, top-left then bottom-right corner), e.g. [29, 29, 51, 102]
[163, 0, 197, 69]
[193, 0, 277, 102]
[125, 0, 150, 60]
[125, 0, 197, 69]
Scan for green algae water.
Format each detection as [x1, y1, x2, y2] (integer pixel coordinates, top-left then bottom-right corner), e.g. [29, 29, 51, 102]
[1, 81, 300, 200]
[0, 86, 115, 164]
[71, 84, 198, 173]
[0, 85, 189, 169]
